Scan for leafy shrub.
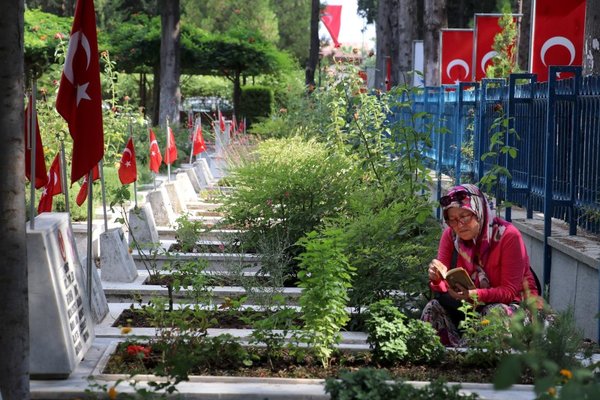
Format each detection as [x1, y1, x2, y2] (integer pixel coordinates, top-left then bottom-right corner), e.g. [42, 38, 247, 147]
[365, 299, 444, 365]
[341, 194, 439, 311]
[239, 86, 273, 125]
[295, 227, 355, 367]
[325, 369, 479, 400]
[173, 213, 204, 252]
[220, 136, 356, 268]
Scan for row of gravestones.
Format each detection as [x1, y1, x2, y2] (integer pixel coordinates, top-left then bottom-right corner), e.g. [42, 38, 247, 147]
[25, 151, 231, 379]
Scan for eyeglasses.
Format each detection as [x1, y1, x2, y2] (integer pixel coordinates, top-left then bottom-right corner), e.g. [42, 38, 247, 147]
[439, 189, 478, 207]
[445, 214, 475, 227]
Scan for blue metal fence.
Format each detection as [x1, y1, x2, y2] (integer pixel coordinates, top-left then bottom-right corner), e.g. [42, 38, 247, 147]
[411, 67, 600, 239]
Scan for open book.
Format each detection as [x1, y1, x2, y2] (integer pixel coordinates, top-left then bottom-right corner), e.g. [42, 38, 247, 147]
[433, 261, 476, 290]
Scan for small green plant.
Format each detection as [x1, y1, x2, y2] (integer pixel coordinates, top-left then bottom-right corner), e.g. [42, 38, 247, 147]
[325, 368, 480, 400]
[173, 213, 204, 253]
[365, 299, 444, 365]
[494, 299, 600, 399]
[458, 299, 512, 367]
[295, 227, 355, 367]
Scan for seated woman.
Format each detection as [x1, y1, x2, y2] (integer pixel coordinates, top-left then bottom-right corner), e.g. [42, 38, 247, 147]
[421, 183, 539, 346]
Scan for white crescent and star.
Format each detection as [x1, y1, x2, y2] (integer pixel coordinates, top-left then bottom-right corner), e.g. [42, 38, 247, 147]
[481, 51, 498, 74]
[446, 59, 470, 81]
[321, 13, 333, 26]
[121, 148, 133, 167]
[63, 30, 92, 106]
[541, 36, 576, 66]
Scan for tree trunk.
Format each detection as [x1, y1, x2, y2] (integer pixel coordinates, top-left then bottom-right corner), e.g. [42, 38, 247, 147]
[375, 0, 397, 90]
[424, 0, 447, 86]
[305, 0, 320, 89]
[158, 0, 181, 126]
[516, 0, 531, 72]
[0, 1, 30, 399]
[152, 64, 160, 126]
[395, 0, 418, 86]
[233, 71, 242, 119]
[583, 0, 600, 75]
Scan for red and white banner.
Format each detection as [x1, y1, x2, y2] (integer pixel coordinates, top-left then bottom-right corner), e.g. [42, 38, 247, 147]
[25, 94, 48, 189]
[56, 0, 104, 184]
[530, 0, 586, 82]
[38, 154, 62, 214]
[440, 29, 474, 85]
[473, 15, 504, 81]
[321, 5, 342, 48]
[149, 128, 162, 173]
[118, 137, 137, 185]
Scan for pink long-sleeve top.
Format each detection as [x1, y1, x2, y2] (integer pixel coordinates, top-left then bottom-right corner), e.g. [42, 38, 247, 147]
[430, 223, 539, 304]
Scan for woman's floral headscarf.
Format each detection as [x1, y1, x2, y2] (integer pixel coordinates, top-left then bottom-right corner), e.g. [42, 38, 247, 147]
[441, 184, 507, 286]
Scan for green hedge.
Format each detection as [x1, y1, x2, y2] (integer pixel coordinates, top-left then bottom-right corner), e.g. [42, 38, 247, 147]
[239, 86, 273, 125]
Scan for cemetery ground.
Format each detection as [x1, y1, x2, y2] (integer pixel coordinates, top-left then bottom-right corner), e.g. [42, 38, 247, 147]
[25, 154, 600, 400]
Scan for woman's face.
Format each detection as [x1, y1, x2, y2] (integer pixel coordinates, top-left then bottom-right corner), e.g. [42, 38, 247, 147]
[446, 207, 480, 241]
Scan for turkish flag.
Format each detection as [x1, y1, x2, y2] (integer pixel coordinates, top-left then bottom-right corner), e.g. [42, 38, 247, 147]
[441, 29, 474, 85]
[238, 118, 245, 134]
[118, 137, 137, 184]
[149, 128, 162, 173]
[56, 0, 104, 184]
[473, 15, 505, 81]
[192, 123, 206, 156]
[37, 154, 62, 214]
[218, 109, 226, 132]
[531, 0, 586, 82]
[76, 164, 99, 206]
[321, 5, 342, 48]
[165, 126, 178, 165]
[25, 95, 48, 189]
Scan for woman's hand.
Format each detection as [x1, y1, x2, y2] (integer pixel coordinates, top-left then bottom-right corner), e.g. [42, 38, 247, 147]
[428, 259, 446, 282]
[447, 283, 476, 302]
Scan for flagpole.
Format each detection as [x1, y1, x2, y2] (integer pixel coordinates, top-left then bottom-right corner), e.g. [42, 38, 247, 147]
[60, 139, 70, 215]
[29, 80, 37, 230]
[166, 117, 171, 182]
[189, 116, 196, 164]
[99, 160, 108, 232]
[86, 169, 93, 312]
[130, 120, 138, 208]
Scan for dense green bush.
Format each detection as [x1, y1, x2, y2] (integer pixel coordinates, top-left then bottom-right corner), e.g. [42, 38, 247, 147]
[365, 299, 444, 365]
[220, 136, 357, 268]
[238, 86, 273, 125]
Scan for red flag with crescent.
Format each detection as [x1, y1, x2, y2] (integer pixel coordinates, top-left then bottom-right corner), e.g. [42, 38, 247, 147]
[218, 109, 226, 132]
[118, 137, 137, 184]
[149, 128, 162, 173]
[192, 123, 206, 156]
[441, 29, 474, 85]
[165, 126, 178, 165]
[56, 0, 104, 184]
[473, 14, 505, 81]
[531, 0, 586, 82]
[321, 5, 342, 48]
[38, 154, 62, 214]
[76, 164, 99, 206]
[25, 95, 48, 189]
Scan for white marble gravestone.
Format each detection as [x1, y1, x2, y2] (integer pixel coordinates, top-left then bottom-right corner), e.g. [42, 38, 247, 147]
[27, 213, 95, 378]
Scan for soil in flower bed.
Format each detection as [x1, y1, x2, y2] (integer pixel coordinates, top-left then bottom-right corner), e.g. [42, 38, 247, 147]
[145, 272, 299, 288]
[168, 242, 258, 254]
[103, 342, 517, 383]
[113, 307, 367, 331]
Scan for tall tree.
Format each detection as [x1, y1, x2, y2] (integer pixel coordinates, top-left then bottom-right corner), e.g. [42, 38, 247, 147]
[158, 0, 181, 126]
[0, 1, 29, 399]
[375, 0, 396, 90]
[583, 0, 600, 75]
[424, 0, 447, 86]
[272, 0, 311, 65]
[305, 0, 320, 89]
[516, 0, 531, 72]
[182, 0, 280, 45]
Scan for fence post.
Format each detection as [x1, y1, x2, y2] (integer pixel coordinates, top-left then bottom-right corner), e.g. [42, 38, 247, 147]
[505, 73, 537, 221]
[456, 82, 478, 185]
[542, 66, 582, 292]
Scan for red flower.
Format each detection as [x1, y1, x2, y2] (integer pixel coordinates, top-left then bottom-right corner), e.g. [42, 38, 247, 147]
[54, 32, 64, 40]
[126, 344, 151, 359]
[494, 103, 503, 113]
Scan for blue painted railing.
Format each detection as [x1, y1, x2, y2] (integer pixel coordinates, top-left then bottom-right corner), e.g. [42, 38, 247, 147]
[399, 67, 600, 297]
